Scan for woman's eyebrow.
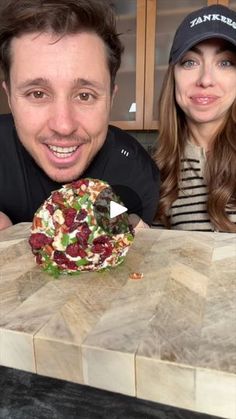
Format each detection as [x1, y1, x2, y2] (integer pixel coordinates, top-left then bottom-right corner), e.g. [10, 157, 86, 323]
[189, 44, 235, 55]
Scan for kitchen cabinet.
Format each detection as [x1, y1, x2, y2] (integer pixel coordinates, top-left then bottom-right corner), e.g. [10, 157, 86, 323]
[110, 0, 146, 130]
[111, 0, 236, 130]
[1, 1, 235, 129]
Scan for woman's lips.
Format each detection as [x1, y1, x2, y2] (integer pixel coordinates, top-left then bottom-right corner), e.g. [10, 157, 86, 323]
[190, 95, 219, 105]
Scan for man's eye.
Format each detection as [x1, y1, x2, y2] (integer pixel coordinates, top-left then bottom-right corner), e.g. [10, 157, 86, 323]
[78, 92, 94, 101]
[79, 92, 89, 101]
[29, 91, 46, 99]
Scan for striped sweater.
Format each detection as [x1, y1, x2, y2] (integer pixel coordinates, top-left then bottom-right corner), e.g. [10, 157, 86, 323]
[154, 142, 236, 232]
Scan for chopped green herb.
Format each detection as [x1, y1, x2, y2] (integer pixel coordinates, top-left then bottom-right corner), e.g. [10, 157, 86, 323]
[76, 258, 89, 266]
[61, 234, 70, 247]
[43, 263, 60, 278]
[79, 193, 89, 205]
[73, 202, 81, 211]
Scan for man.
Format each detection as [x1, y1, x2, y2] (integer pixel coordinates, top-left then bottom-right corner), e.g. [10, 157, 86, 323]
[0, 0, 159, 231]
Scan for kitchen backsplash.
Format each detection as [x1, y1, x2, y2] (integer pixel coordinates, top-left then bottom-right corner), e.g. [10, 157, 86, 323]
[129, 130, 157, 156]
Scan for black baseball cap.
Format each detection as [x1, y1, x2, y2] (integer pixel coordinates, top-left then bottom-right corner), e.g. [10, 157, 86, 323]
[169, 4, 236, 64]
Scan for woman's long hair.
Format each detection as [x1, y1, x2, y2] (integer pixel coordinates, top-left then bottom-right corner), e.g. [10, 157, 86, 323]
[154, 65, 236, 232]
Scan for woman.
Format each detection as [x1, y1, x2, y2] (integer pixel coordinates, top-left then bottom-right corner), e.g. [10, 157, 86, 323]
[154, 4, 236, 232]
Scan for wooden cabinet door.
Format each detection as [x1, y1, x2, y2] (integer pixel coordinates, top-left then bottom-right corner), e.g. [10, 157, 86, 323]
[1, 0, 234, 125]
[110, 0, 146, 130]
[220, 0, 236, 9]
[144, 0, 222, 130]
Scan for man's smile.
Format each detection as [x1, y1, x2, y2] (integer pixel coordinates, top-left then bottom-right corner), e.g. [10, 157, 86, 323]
[48, 144, 79, 158]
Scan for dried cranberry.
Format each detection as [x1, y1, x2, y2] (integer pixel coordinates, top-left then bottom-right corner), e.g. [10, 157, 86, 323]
[103, 246, 113, 257]
[72, 179, 89, 191]
[66, 243, 87, 258]
[76, 209, 87, 221]
[91, 235, 113, 259]
[92, 243, 104, 253]
[53, 251, 69, 266]
[46, 203, 54, 215]
[66, 261, 78, 270]
[76, 222, 91, 247]
[29, 233, 53, 250]
[68, 221, 80, 233]
[63, 208, 77, 227]
[51, 191, 65, 207]
[93, 235, 110, 245]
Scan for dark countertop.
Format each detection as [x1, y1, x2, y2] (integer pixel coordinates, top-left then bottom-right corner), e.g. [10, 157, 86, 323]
[0, 366, 221, 419]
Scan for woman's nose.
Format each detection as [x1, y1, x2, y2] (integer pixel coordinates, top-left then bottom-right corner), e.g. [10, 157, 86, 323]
[196, 64, 216, 88]
[48, 99, 77, 136]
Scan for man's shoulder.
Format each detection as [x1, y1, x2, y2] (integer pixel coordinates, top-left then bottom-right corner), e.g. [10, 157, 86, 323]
[0, 113, 14, 135]
[107, 125, 152, 162]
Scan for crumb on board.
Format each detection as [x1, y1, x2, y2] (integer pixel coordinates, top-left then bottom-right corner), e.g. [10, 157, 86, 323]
[129, 272, 144, 280]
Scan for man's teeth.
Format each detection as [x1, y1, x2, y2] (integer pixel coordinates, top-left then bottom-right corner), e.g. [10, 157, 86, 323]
[48, 145, 78, 158]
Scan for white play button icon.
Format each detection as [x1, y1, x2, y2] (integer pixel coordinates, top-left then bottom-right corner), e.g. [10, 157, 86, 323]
[94, 186, 131, 234]
[110, 201, 127, 219]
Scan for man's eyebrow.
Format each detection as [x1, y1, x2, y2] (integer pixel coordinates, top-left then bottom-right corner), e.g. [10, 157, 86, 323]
[72, 78, 104, 90]
[18, 78, 51, 89]
[18, 77, 104, 90]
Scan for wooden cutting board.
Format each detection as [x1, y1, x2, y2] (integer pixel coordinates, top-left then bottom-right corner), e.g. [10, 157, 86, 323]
[0, 223, 235, 419]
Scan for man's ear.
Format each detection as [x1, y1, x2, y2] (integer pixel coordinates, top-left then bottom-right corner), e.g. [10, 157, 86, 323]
[111, 84, 118, 107]
[2, 81, 12, 111]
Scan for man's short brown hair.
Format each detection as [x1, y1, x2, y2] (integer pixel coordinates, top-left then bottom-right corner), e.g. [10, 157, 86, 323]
[0, 0, 124, 90]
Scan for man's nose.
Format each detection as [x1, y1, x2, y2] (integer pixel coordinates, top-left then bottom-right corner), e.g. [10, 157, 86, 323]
[196, 64, 216, 88]
[48, 99, 77, 136]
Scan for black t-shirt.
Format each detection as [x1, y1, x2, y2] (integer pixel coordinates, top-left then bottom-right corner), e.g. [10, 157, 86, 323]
[0, 114, 159, 225]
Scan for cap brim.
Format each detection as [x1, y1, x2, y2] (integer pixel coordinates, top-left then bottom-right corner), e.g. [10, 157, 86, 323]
[170, 33, 236, 64]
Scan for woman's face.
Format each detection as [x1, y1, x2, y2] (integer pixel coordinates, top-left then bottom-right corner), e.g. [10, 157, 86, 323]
[174, 39, 236, 129]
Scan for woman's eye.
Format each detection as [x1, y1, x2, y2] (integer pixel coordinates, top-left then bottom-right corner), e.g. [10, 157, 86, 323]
[219, 59, 234, 68]
[181, 59, 197, 68]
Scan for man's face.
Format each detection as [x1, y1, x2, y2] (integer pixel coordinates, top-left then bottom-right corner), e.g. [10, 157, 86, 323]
[3, 32, 116, 182]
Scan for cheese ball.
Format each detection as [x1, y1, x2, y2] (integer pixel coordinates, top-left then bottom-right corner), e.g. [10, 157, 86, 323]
[29, 178, 134, 277]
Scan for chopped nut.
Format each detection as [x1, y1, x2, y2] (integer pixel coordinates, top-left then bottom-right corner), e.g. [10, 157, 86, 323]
[129, 272, 144, 280]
